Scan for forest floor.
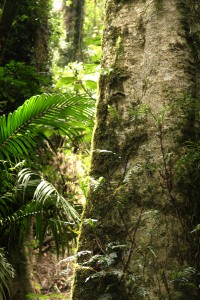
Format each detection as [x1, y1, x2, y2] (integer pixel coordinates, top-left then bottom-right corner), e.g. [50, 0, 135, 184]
[32, 249, 75, 300]
[29, 152, 85, 300]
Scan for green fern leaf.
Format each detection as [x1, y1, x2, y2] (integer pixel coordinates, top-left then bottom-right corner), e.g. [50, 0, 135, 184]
[0, 93, 94, 161]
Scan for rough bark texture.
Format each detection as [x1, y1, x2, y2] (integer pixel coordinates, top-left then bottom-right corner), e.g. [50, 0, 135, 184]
[33, 0, 50, 72]
[71, 0, 200, 299]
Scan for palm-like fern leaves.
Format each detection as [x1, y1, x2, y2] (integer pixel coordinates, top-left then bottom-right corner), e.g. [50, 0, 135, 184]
[0, 93, 93, 255]
[0, 248, 15, 300]
[0, 93, 92, 296]
[0, 93, 94, 160]
[0, 168, 80, 255]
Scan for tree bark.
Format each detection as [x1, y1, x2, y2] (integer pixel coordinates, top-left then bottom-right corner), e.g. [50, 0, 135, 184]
[71, 0, 200, 299]
[62, 0, 85, 63]
[9, 243, 34, 300]
[0, 0, 19, 63]
[33, 0, 50, 72]
[0, 1, 51, 297]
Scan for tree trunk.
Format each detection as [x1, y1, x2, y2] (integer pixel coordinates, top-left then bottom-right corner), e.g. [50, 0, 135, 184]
[62, 0, 85, 63]
[0, 0, 19, 63]
[33, 0, 50, 72]
[0, 1, 51, 297]
[71, 1, 200, 299]
[9, 243, 34, 300]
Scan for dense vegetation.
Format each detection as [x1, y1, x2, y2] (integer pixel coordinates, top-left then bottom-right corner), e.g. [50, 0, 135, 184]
[1, 0, 199, 299]
[0, 0, 104, 298]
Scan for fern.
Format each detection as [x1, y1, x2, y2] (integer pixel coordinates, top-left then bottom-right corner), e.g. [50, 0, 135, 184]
[0, 93, 94, 161]
[98, 293, 113, 300]
[0, 168, 80, 255]
[0, 92, 93, 295]
[0, 248, 15, 300]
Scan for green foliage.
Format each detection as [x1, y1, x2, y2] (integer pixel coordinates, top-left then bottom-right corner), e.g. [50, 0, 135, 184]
[0, 1, 101, 298]
[3, 0, 52, 64]
[27, 293, 65, 299]
[0, 90, 93, 228]
[0, 61, 50, 113]
[174, 94, 200, 179]
[54, 61, 99, 100]
[179, 142, 200, 168]
[0, 93, 94, 161]
[78, 243, 127, 271]
[53, 62, 98, 150]
[0, 1, 103, 298]
[0, 248, 15, 300]
[0, 167, 79, 254]
[75, 243, 128, 298]
[130, 103, 150, 125]
[191, 223, 200, 233]
[0, 90, 94, 296]
[84, 0, 104, 63]
[170, 267, 196, 286]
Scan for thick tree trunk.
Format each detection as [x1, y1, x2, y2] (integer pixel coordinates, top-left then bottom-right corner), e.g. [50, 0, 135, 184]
[33, 0, 50, 72]
[0, 0, 19, 63]
[71, 0, 200, 299]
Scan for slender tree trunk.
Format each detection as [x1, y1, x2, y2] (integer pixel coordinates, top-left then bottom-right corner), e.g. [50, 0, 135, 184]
[71, 1, 200, 299]
[62, 0, 85, 63]
[9, 243, 34, 300]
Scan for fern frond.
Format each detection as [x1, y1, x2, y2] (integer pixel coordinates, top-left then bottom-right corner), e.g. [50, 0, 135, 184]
[0, 168, 80, 255]
[0, 248, 15, 300]
[0, 93, 94, 161]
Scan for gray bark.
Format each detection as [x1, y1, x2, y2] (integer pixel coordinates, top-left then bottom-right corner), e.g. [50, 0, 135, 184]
[71, 0, 200, 299]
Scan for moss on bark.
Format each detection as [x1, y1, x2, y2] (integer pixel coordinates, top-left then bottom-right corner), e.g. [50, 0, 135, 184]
[71, 0, 200, 299]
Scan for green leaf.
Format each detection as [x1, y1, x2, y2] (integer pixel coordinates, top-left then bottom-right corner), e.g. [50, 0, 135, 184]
[84, 80, 97, 90]
[0, 93, 94, 162]
[56, 77, 76, 88]
[0, 167, 80, 255]
[0, 248, 15, 300]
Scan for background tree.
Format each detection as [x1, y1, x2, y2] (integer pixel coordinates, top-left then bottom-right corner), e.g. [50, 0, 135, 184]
[0, 0, 51, 114]
[56, 0, 104, 66]
[0, 0, 19, 62]
[71, 1, 200, 299]
[61, 0, 85, 63]
[0, 1, 54, 298]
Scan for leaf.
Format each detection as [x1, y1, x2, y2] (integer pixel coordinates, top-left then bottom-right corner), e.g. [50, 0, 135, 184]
[0, 93, 94, 162]
[0, 248, 15, 300]
[56, 77, 76, 88]
[27, 294, 64, 300]
[84, 80, 97, 90]
[0, 167, 80, 255]
[98, 293, 113, 300]
[86, 36, 102, 46]
[191, 224, 200, 233]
